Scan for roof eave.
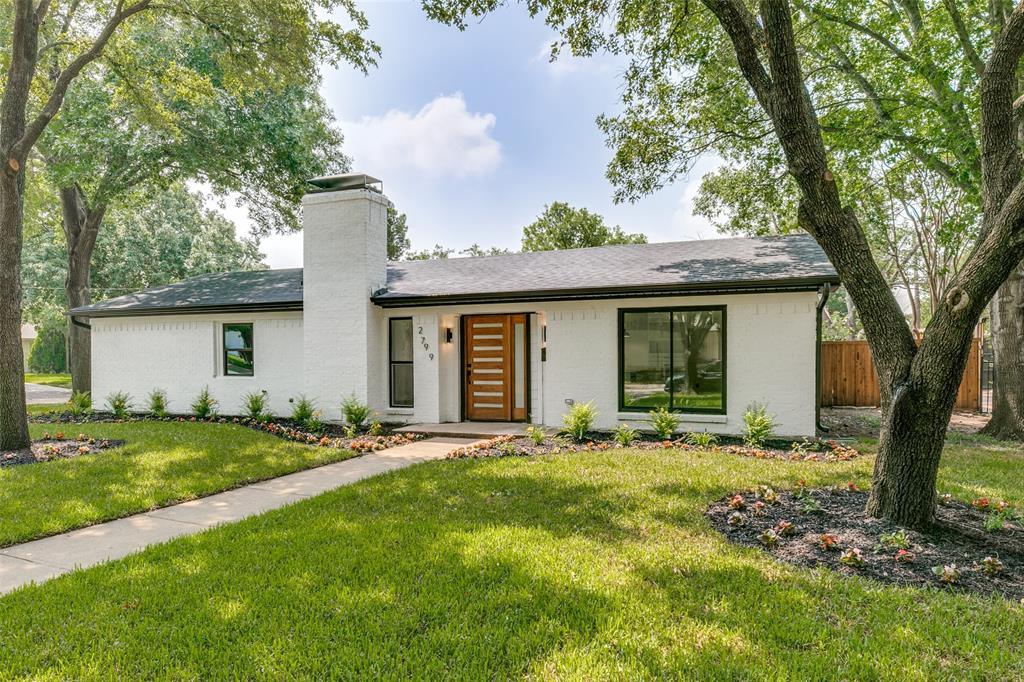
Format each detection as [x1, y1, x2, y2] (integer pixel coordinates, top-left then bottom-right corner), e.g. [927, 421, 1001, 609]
[68, 301, 303, 318]
[371, 276, 842, 309]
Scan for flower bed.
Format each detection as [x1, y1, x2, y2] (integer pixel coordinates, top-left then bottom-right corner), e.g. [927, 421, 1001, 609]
[2, 432, 125, 468]
[446, 433, 862, 462]
[707, 485, 1024, 601]
[29, 411, 421, 453]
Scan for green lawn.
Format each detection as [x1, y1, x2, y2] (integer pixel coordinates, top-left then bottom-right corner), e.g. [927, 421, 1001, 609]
[1, 434, 1021, 679]
[24, 373, 72, 388]
[0, 421, 356, 547]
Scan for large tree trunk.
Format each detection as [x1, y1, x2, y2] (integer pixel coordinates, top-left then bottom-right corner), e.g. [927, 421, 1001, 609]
[60, 187, 104, 395]
[0, 173, 30, 451]
[982, 263, 1024, 440]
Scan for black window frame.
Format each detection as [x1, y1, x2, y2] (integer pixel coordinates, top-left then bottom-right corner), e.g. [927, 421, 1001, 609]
[389, 317, 414, 408]
[223, 322, 255, 377]
[617, 305, 727, 415]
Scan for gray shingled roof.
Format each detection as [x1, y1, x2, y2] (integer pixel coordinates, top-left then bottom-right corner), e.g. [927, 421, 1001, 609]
[70, 269, 304, 316]
[71, 235, 838, 316]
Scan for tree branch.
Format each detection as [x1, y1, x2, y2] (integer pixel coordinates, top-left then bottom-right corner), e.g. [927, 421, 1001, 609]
[980, 0, 1024, 217]
[943, 0, 986, 78]
[10, 0, 153, 163]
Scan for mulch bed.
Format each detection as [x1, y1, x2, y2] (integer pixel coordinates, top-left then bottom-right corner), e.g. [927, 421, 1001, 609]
[28, 411, 421, 453]
[1, 434, 125, 468]
[446, 434, 864, 462]
[707, 486, 1024, 602]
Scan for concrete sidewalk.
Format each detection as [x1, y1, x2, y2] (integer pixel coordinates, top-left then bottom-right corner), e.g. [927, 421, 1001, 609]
[0, 436, 477, 595]
[25, 382, 72, 405]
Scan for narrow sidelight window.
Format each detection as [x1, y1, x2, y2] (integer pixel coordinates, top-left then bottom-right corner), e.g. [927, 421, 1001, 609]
[389, 318, 414, 407]
[224, 323, 254, 376]
[619, 307, 725, 413]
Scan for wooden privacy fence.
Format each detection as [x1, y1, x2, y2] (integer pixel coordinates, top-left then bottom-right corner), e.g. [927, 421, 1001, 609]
[821, 338, 982, 411]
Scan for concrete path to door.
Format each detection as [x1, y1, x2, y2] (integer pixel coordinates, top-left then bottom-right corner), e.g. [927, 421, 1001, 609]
[0, 436, 479, 596]
[25, 382, 72, 405]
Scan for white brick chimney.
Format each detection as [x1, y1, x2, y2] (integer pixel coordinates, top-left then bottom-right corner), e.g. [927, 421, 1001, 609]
[301, 174, 388, 420]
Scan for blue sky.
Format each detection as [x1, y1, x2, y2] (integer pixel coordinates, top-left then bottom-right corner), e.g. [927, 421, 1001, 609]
[255, 1, 721, 268]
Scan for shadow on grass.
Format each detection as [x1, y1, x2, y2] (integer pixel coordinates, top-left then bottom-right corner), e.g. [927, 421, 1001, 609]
[2, 450, 1022, 679]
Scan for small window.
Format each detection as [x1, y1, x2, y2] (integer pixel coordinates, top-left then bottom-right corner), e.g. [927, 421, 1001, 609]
[389, 318, 413, 407]
[224, 323, 254, 376]
[619, 307, 725, 413]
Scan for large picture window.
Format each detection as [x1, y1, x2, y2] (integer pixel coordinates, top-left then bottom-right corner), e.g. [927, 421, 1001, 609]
[224, 323, 254, 376]
[619, 307, 725, 413]
[389, 318, 414, 408]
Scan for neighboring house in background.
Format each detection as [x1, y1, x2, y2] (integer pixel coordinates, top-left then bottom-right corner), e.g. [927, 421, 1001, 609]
[70, 174, 840, 437]
[20, 324, 36, 371]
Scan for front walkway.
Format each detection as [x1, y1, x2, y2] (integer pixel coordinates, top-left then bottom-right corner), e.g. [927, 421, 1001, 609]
[25, 382, 72, 405]
[0, 436, 478, 595]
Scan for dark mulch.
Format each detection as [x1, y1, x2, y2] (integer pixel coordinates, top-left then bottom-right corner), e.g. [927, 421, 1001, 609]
[1, 436, 126, 468]
[707, 486, 1024, 601]
[447, 433, 863, 462]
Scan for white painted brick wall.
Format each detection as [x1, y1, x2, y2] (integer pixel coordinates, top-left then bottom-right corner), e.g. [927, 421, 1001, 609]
[301, 189, 388, 420]
[91, 313, 303, 417]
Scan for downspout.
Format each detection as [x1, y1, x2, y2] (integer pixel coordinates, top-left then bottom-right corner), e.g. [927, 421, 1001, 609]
[69, 315, 91, 331]
[815, 283, 832, 434]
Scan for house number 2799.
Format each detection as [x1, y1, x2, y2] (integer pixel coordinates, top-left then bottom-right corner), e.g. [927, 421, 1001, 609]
[418, 326, 434, 360]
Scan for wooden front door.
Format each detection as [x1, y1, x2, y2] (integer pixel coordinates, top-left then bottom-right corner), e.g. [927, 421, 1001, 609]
[463, 314, 528, 421]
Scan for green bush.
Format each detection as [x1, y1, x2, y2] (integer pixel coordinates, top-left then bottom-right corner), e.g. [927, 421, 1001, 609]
[613, 423, 639, 447]
[341, 394, 372, 431]
[525, 425, 546, 446]
[685, 430, 719, 447]
[106, 391, 133, 418]
[743, 403, 775, 448]
[649, 406, 680, 440]
[290, 395, 317, 425]
[191, 387, 218, 419]
[561, 401, 597, 442]
[242, 391, 269, 421]
[147, 389, 169, 418]
[27, 324, 67, 374]
[67, 390, 92, 416]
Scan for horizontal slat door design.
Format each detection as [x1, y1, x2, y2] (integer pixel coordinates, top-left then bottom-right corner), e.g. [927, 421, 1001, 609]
[464, 315, 512, 421]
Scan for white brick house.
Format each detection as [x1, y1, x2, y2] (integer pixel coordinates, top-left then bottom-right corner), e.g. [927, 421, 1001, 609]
[72, 174, 840, 437]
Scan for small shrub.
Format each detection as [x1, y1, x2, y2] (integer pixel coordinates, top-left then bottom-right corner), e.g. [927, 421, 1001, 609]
[728, 494, 746, 510]
[290, 395, 317, 425]
[525, 426, 547, 446]
[727, 511, 744, 527]
[191, 387, 218, 419]
[984, 512, 1010, 532]
[612, 423, 639, 447]
[878, 530, 911, 550]
[894, 549, 916, 564]
[304, 413, 325, 434]
[742, 403, 775, 448]
[648, 406, 679, 440]
[242, 391, 269, 421]
[800, 497, 824, 515]
[774, 520, 796, 537]
[106, 391, 133, 418]
[685, 430, 719, 447]
[343, 424, 358, 439]
[67, 391, 92, 416]
[818, 533, 839, 551]
[27, 323, 67, 373]
[561, 401, 597, 442]
[147, 389, 169, 418]
[981, 556, 1004, 575]
[932, 564, 961, 584]
[758, 529, 779, 547]
[341, 394, 373, 431]
[840, 548, 865, 568]
[751, 500, 767, 516]
[368, 421, 384, 437]
[757, 486, 779, 504]
[498, 441, 518, 457]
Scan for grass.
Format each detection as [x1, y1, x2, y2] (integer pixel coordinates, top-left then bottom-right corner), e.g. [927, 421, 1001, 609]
[0, 420, 356, 548]
[24, 373, 71, 388]
[1, 433, 1021, 679]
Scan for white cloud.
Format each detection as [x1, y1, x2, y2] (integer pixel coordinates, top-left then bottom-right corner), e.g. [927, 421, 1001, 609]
[342, 94, 501, 179]
[532, 38, 614, 80]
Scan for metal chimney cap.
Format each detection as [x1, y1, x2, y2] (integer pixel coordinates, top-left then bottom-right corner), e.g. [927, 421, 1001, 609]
[307, 173, 382, 193]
